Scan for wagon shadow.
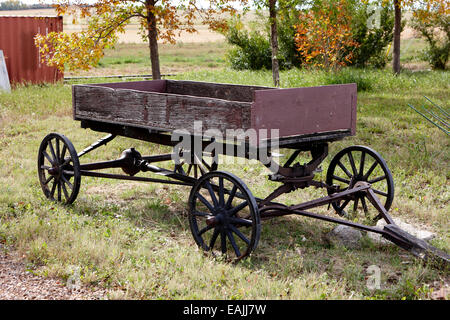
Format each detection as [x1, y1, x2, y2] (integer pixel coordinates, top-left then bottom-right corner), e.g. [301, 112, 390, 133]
[70, 183, 411, 294]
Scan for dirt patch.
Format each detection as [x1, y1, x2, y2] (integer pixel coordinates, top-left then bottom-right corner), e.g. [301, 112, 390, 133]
[0, 245, 108, 300]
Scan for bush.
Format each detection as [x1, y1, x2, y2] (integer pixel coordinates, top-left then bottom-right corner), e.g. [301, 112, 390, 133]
[346, 1, 395, 69]
[225, 23, 273, 70]
[411, 10, 449, 70]
[323, 68, 373, 92]
[225, 13, 301, 71]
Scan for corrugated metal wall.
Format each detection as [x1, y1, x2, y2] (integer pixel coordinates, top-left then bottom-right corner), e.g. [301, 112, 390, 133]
[0, 16, 63, 84]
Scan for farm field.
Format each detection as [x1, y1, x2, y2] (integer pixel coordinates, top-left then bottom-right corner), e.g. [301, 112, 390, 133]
[0, 8, 449, 301]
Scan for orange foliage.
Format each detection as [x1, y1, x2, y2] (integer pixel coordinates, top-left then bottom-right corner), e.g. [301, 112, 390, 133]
[294, 0, 359, 70]
[35, 0, 247, 72]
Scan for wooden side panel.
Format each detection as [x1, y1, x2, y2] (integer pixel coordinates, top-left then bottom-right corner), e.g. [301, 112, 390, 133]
[73, 85, 252, 133]
[90, 79, 167, 92]
[251, 84, 357, 139]
[166, 80, 271, 102]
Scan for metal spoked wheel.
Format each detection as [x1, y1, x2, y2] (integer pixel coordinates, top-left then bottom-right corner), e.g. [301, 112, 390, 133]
[326, 145, 394, 224]
[37, 133, 81, 204]
[188, 171, 261, 261]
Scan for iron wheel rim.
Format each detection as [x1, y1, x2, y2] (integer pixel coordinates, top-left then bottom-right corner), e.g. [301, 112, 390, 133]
[188, 171, 260, 261]
[326, 145, 394, 223]
[37, 133, 81, 204]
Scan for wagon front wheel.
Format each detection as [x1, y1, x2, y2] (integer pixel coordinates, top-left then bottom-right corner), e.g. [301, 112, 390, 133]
[37, 133, 81, 204]
[188, 171, 261, 261]
[326, 145, 394, 224]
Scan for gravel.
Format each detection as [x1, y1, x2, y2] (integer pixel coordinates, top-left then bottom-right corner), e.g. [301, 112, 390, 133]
[0, 245, 108, 300]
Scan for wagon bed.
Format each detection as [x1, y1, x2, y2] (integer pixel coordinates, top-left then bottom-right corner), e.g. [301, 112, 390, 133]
[72, 80, 357, 147]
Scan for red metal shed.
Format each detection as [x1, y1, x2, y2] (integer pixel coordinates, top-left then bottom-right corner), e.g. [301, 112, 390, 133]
[0, 16, 63, 84]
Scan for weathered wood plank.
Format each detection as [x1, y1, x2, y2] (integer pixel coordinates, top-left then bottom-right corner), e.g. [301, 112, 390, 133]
[73, 84, 252, 134]
[166, 80, 271, 102]
[251, 83, 357, 139]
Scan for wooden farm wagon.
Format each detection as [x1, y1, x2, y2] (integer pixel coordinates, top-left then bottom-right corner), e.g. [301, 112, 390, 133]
[37, 80, 449, 264]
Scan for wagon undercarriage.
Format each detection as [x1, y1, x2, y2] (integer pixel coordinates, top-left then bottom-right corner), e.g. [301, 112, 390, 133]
[37, 127, 449, 266]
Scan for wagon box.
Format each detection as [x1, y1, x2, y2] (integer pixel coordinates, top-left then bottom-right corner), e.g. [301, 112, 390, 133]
[72, 80, 357, 144]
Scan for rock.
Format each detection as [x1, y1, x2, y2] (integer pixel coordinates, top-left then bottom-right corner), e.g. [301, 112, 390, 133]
[326, 225, 363, 249]
[367, 218, 436, 245]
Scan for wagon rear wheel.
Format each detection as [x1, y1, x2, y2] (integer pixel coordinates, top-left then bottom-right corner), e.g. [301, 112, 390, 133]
[37, 133, 81, 204]
[188, 171, 261, 261]
[326, 145, 394, 224]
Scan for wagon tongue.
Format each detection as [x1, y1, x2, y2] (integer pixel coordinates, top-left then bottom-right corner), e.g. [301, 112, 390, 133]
[382, 224, 450, 268]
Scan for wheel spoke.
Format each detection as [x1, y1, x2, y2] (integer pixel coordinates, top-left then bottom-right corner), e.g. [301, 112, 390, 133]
[218, 177, 225, 207]
[359, 151, 366, 176]
[196, 193, 215, 212]
[347, 151, 358, 175]
[228, 200, 248, 216]
[43, 175, 54, 185]
[61, 175, 73, 190]
[225, 185, 238, 209]
[230, 224, 250, 245]
[57, 181, 62, 201]
[55, 139, 61, 163]
[332, 175, 350, 184]
[192, 211, 210, 217]
[198, 224, 213, 236]
[227, 230, 241, 257]
[337, 160, 353, 178]
[49, 179, 57, 199]
[368, 175, 386, 184]
[353, 197, 359, 212]
[42, 150, 54, 165]
[205, 181, 219, 208]
[361, 197, 369, 213]
[363, 161, 378, 180]
[229, 217, 252, 227]
[220, 230, 227, 254]
[340, 199, 350, 211]
[61, 181, 70, 200]
[372, 188, 388, 197]
[60, 145, 67, 162]
[48, 140, 58, 164]
[209, 228, 220, 250]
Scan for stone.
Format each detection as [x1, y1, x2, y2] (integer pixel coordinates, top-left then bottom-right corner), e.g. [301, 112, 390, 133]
[367, 218, 436, 245]
[326, 225, 363, 249]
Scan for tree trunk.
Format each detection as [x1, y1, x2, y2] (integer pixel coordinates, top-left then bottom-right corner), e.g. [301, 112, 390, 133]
[269, 0, 280, 87]
[146, 0, 161, 80]
[393, 0, 401, 74]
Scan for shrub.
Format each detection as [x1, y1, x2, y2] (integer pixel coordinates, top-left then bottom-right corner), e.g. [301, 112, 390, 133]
[348, 1, 395, 69]
[225, 13, 302, 71]
[225, 22, 273, 70]
[411, 8, 449, 70]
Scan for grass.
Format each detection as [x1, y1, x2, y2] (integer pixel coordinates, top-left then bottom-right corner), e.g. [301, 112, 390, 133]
[0, 40, 449, 300]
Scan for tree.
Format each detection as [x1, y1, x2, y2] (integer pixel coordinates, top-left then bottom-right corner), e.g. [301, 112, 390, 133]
[294, 0, 359, 70]
[35, 0, 247, 79]
[381, 0, 448, 74]
[392, 0, 401, 74]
